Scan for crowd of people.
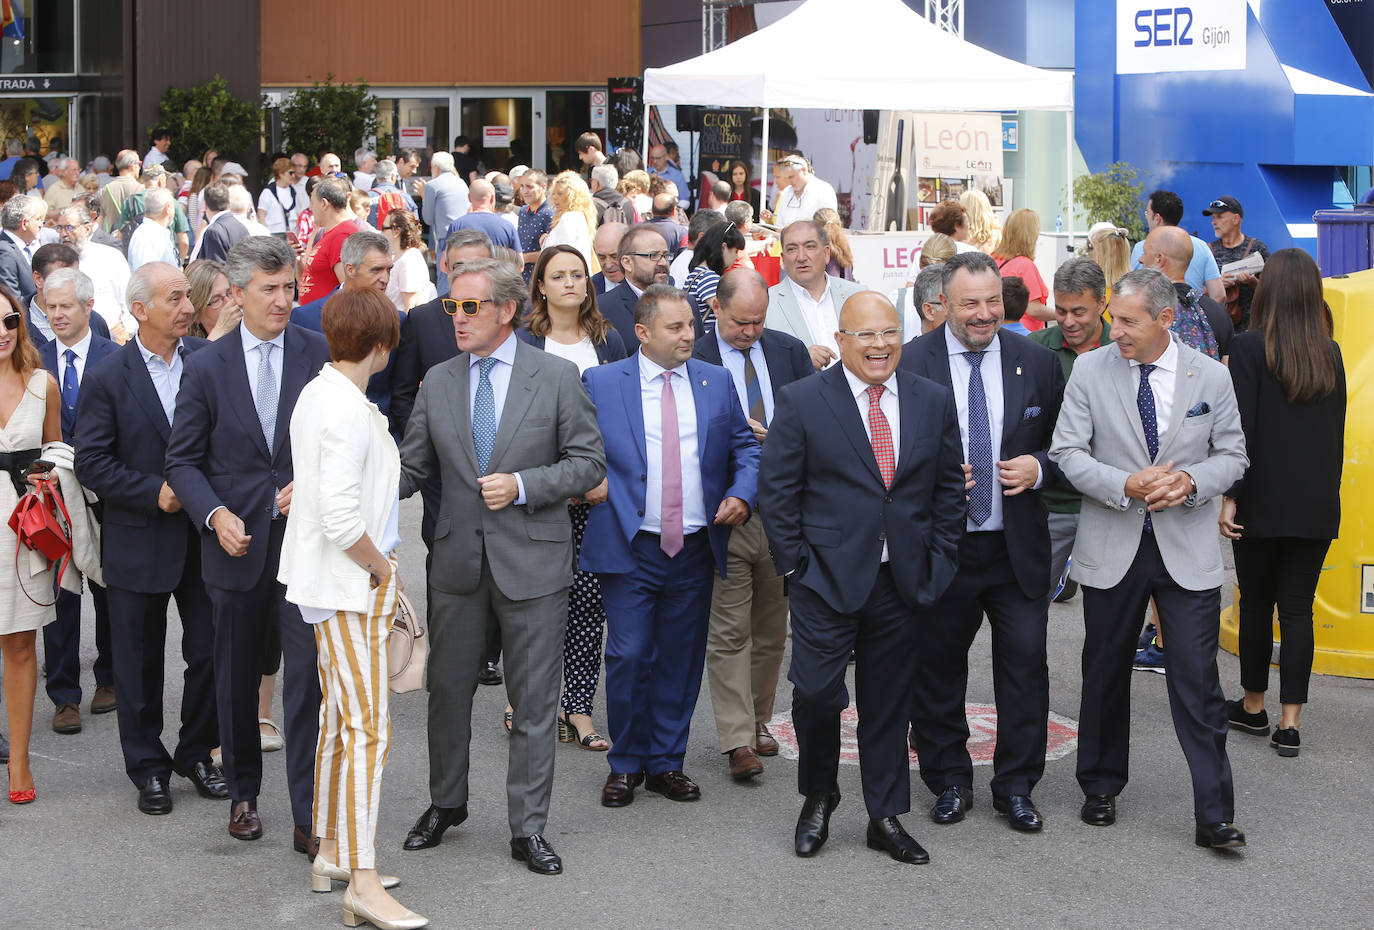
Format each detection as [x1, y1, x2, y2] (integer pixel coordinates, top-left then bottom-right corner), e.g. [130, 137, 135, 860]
[0, 135, 1348, 929]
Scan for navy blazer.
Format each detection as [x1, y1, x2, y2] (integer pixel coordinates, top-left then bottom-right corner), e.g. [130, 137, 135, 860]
[28, 305, 110, 351]
[580, 354, 760, 580]
[0, 235, 35, 307]
[164, 323, 331, 591]
[898, 325, 1066, 600]
[591, 272, 608, 295]
[758, 364, 967, 614]
[197, 214, 248, 264]
[40, 332, 118, 441]
[691, 327, 814, 404]
[516, 326, 628, 366]
[591, 284, 639, 349]
[389, 295, 458, 435]
[74, 337, 209, 593]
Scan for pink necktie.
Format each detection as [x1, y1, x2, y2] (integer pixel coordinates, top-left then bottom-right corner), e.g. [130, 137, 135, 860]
[660, 371, 684, 557]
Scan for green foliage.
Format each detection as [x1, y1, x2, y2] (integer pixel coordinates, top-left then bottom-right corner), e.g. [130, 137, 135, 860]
[148, 76, 262, 167]
[1065, 161, 1147, 241]
[280, 76, 380, 172]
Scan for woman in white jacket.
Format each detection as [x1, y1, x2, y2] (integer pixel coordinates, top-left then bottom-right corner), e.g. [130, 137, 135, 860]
[278, 288, 426, 930]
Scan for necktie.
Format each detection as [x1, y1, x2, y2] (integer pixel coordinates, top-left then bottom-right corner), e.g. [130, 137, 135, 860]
[966, 352, 994, 526]
[743, 352, 766, 427]
[660, 371, 684, 557]
[866, 384, 895, 488]
[255, 343, 280, 516]
[61, 349, 79, 422]
[1137, 363, 1159, 533]
[473, 357, 498, 475]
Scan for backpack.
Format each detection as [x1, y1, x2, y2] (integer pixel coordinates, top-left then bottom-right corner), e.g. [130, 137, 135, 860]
[1171, 287, 1220, 360]
[372, 188, 405, 230]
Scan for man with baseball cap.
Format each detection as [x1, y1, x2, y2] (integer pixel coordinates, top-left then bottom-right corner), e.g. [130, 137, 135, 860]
[1204, 196, 1269, 330]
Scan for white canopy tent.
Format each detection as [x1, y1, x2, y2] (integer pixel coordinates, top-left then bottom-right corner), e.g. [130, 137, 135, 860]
[642, 0, 1077, 231]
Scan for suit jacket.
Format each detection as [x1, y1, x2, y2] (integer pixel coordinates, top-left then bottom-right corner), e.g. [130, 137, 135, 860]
[516, 326, 628, 366]
[758, 364, 966, 614]
[580, 354, 761, 580]
[420, 172, 469, 249]
[74, 337, 209, 593]
[592, 283, 640, 349]
[164, 323, 332, 590]
[691, 327, 814, 402]
[765, 275, 869, 349]
[1049, 336, 1248, 591]
[389, 295, 458, 435]
[591, 272, 609, 295]
[0, 234, 35, 307]
[899, 326, 1066, 599]
[40, 333, 119, 441]
[29, 305, 111, 351]
[397, 338, 605, 600]
[198, 213, 248, 264]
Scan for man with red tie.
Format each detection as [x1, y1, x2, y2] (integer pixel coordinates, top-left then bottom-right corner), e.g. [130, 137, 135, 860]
[581, 284, 760, 808]
[759, 291, 965, 864]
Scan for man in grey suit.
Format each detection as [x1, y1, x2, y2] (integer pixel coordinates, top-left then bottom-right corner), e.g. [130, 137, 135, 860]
[419, 151, 470, 263]
[764, 220, 868, 371]
[1049, 268, 1249, 849]
[396, 258, 605, 874]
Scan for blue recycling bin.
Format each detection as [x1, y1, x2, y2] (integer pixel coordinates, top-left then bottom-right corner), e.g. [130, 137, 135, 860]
[1314, 207, 1374, 276]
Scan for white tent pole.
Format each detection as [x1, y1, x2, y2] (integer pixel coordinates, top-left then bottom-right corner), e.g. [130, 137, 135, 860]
[760, 99, 770, 218]
[642, 103, 651, 166]
[1065, 108, 1075, 241]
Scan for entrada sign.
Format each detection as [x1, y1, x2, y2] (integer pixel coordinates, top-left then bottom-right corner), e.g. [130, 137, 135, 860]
[1115, 0, 1247, 74]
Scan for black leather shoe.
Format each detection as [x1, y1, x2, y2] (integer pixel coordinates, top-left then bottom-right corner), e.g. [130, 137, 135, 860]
[866, 816, 930, 864]
[510, 834, 563, 874]
[1081, 794, 1116, 826]
[293, 825, 320, 860]
[644, 770, 701, 801]
[794, 790, 840, 857]
[993, 794, 1044, 832]
[1195, 821, 1246, 849]
[402, 804, 468, 850]
[930, 785, 972, 824]
[477, 662, 503, 685]
[601, 771, 644, 807]
[178, 760, 229, 800]
[137, 776, 173, 815]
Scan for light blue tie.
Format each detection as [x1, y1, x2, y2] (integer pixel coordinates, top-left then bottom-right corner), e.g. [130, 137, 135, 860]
[255, 343, 280, 516]
[966, 351, 994, 526]
[473, 357, 498, 475]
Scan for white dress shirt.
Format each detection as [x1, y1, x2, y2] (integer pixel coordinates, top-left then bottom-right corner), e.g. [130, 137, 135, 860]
[54, 329, 94, 387]
[715, 330, 774, 425]
[134, 335, 186, 425]
[841, 363, 898, 562]
[788, 276, 840, 362]
[468, 332, 527, 504]
[127, 218, 176, 272]
[638, 351, 706, 536]
[1129, 334, 1180, 438]
[78, 241, 133, 335]
[774, 176, 839, 228]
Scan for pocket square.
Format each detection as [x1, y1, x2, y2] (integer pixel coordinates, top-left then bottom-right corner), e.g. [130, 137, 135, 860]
[1185, 402, 1211, 417]
[1023, 406, 1042, 420]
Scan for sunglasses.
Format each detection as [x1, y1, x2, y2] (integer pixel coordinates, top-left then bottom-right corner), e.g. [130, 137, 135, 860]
[442, 298, 492, 316]
[2, 312, 21, 332]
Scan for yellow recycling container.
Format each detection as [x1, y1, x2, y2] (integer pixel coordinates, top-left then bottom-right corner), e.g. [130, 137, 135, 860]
[1219, 268, 1374, 678]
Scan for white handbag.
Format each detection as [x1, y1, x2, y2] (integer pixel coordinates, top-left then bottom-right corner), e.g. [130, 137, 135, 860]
[387, 590, 427, 693]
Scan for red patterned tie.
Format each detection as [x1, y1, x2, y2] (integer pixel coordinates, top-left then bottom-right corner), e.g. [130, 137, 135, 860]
[660, 371, 684, 557]
[867, 384, 895, 488]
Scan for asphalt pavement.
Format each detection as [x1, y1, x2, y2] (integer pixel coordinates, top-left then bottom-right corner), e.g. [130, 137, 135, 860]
[5, 496, 1372, 929]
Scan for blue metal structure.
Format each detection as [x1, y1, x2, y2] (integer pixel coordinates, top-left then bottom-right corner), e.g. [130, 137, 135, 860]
[1074, 1, 1374, 254]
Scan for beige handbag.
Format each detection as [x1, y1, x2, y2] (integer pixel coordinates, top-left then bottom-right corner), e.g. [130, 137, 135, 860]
[387, 590, 427, 693]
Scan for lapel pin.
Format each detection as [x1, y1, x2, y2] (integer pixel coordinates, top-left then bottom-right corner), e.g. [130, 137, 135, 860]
[1187, 371, 1194, 377]
[1016, 366, 1022, 376]
[701, 380, 707, 386]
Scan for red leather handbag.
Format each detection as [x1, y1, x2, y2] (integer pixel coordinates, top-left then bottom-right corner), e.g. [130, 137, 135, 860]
[8, 476, 74, 607]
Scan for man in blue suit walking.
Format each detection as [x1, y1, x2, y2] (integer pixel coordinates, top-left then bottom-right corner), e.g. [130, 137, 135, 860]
[581, 284, 760, 808]
[37, 267, 117, 735]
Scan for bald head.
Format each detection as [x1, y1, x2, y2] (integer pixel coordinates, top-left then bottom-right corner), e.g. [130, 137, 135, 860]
[651, 193, 677, 217]
[837, 292, 902, 384]
[713, 269, 771, 352]
[1143, 225, 1194, 281]
[469, 178, 495, 211]
[594, 222, 628, 283]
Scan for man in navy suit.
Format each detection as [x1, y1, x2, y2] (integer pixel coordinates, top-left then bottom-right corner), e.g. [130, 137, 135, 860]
[692, 269, 812, 781]
[759, 291, 966, 864]
[582, 284, 760, 807]
[191, 182, 247, 264]
[25, 244, 111, 351]
[36, 268, 117, 735]
[899, 251, 1066, 833]
[74, 261, 224, 815]
[165, 237, 331, 847]
[594, 225, 671, 348]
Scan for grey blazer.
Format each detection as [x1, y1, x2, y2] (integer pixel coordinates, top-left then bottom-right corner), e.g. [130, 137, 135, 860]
[764, 275, 870, 348]
[1049, 337, 1247, 592]
[398, 338, 605, 600]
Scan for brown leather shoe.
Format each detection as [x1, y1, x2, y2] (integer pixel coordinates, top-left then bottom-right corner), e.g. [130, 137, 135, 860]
[293, 825, 320, 859]
[645, 770, 701, 801]
[90, 685, 117, 715]
[728, 746, 764, 781]
[601, 771, 643, 808]
[755, 723, 780, 757]
[52, 703, 82, 734]
[229, 800, 263, 840]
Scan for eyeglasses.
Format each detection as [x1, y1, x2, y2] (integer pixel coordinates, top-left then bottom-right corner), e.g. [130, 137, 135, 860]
[442, 297, 492, 316]
[2, 312, 21, 332]
[206, 292, 231, 309]
[626, 250, 670, 262]
[55, 224, 83, 233]
[839, 328, 902, 345]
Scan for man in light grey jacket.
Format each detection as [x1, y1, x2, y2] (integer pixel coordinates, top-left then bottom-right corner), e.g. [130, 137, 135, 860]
[1050, 268, 1249, 850]
[395, 259, 605, 875]
[764, 220, 868, 370]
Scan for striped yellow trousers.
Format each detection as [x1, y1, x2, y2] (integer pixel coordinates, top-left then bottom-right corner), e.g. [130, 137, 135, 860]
[312, 557, 399, 870]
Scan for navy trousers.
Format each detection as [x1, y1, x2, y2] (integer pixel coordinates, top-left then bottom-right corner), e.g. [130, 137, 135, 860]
[44, 581, 112, 706]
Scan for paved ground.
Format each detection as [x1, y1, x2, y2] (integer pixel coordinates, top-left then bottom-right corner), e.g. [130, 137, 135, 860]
[6, 497, 1373, 928]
